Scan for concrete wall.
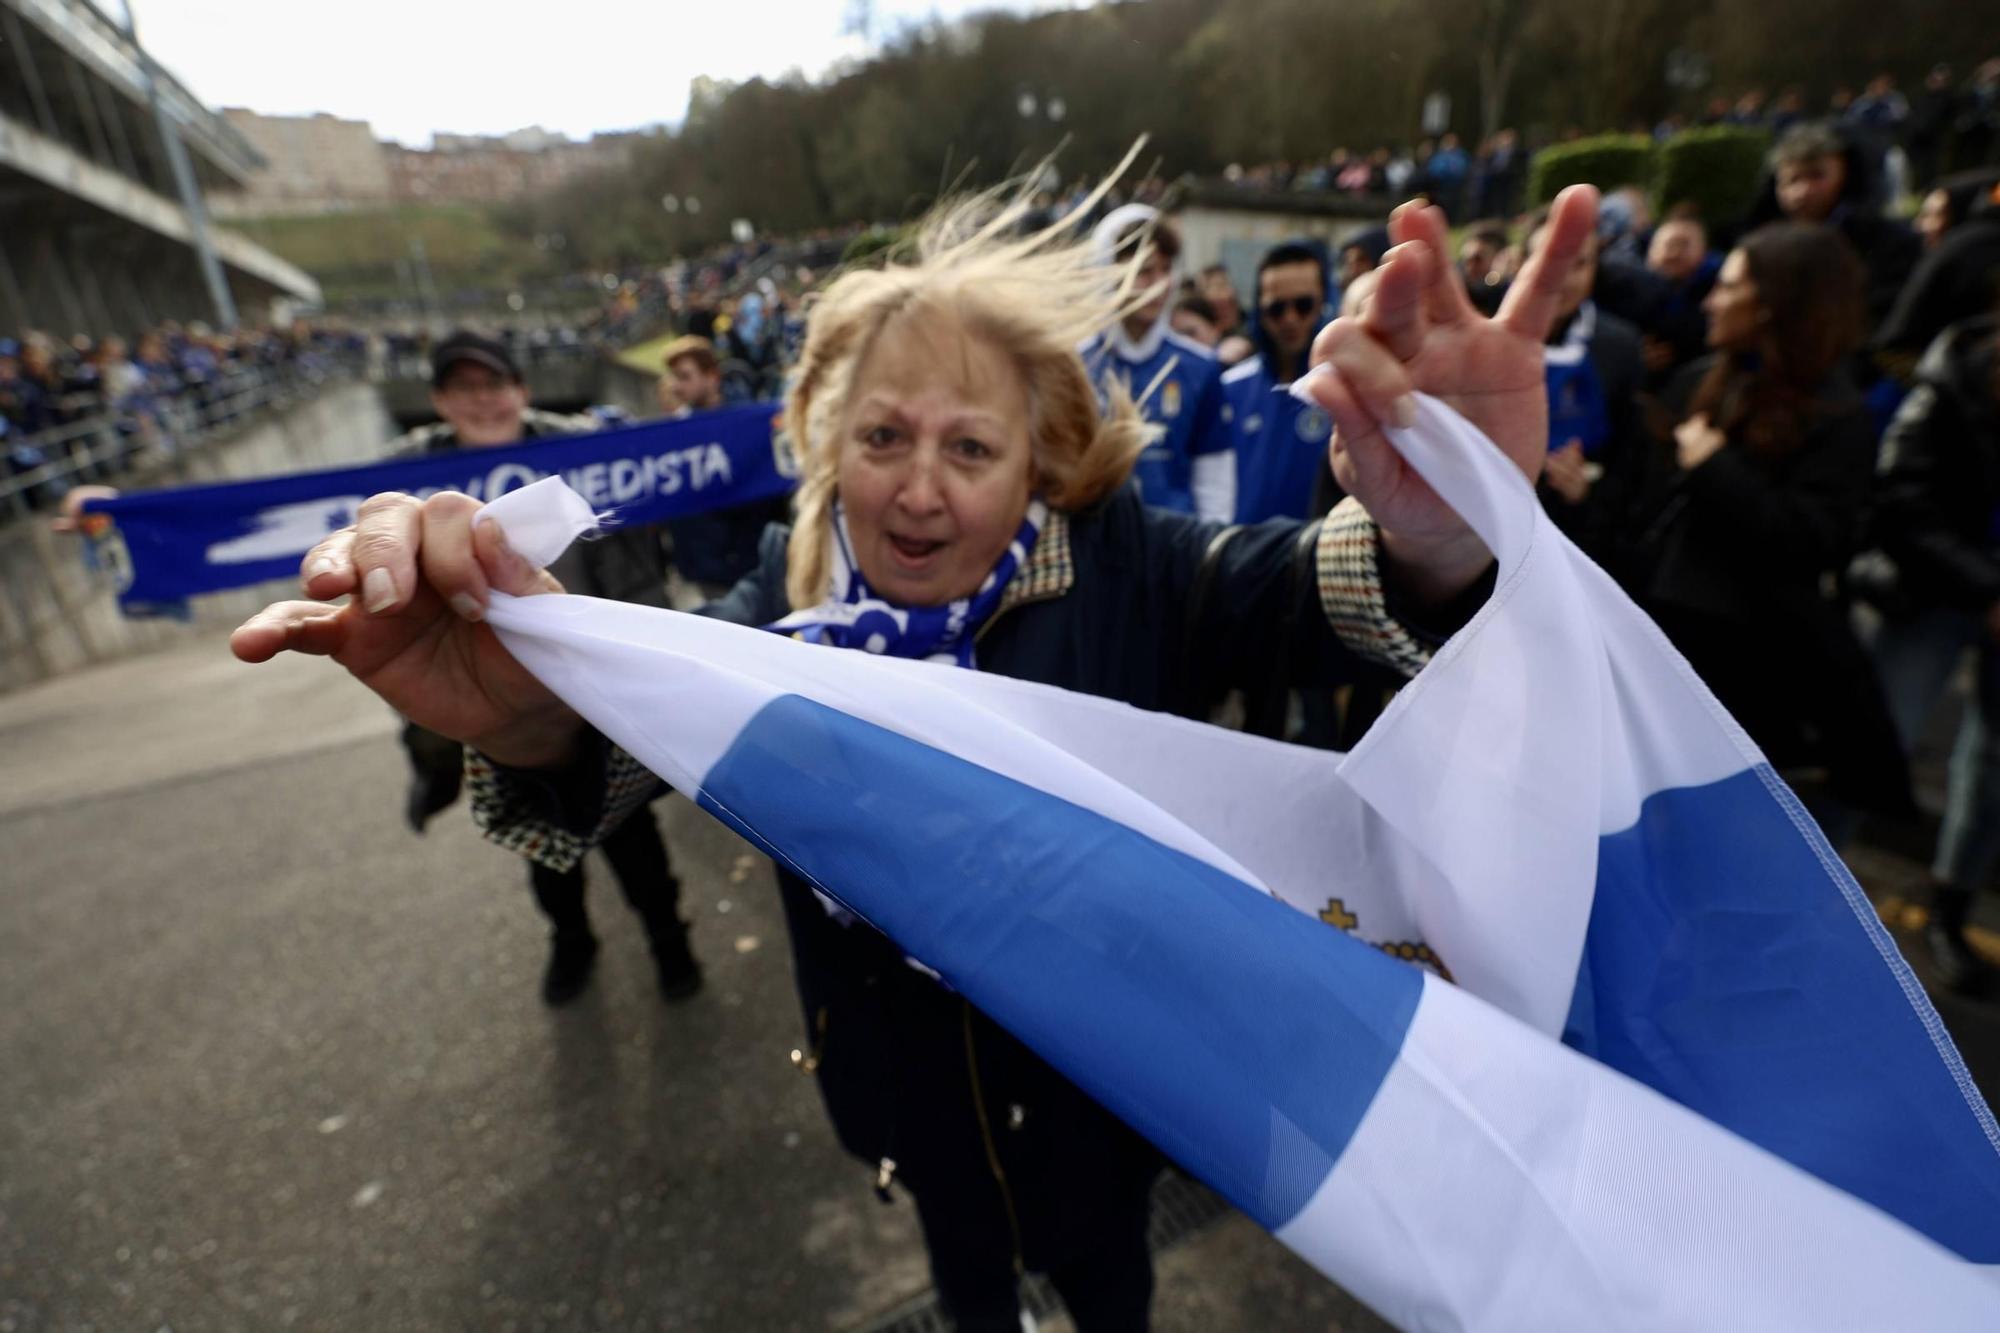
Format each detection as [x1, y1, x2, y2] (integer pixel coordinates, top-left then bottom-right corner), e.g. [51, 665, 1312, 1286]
[596, 358, 666, 421]
[0, 382, 395, 692]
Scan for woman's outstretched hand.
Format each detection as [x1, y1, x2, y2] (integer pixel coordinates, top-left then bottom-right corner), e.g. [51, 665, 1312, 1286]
[1301, 184, 1599, 600]
[229, 491, 584, 768]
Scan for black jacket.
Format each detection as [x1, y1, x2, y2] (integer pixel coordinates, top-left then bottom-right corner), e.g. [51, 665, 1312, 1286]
[697, 486, 1376, 1267]
[1876, 205, 2000, 362]
[1645, 361, 1877, 626]
[1638, 359, 1907, 809]
[1871, 318, 2000, 615]
[1746, 134, 1921, 332]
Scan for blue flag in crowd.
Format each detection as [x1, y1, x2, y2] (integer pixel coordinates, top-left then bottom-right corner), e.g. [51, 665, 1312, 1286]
[87, 404, 794, 612]
[472, 380, 2000, 1327]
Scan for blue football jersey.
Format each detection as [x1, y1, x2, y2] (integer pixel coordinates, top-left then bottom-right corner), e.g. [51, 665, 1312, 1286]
[1224, 355, 1334, 523]
[1083, 326, 1233, 515]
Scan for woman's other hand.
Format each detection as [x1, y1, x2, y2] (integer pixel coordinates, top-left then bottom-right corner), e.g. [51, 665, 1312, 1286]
[1674, 413, 1728, 471]
[1299, 185, 1599, 599]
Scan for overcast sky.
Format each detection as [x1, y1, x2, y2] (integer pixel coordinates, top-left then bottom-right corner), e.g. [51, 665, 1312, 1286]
[122, 0, 1067, 146]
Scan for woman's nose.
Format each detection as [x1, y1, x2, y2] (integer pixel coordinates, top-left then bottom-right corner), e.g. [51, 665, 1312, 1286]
[894, 446, 946, 514]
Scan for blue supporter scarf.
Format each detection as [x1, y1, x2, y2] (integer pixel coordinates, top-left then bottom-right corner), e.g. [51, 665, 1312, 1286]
[87, 404, 794, 614]
[1543, 302, 1610, 458]
[766, 499, 1045, 669]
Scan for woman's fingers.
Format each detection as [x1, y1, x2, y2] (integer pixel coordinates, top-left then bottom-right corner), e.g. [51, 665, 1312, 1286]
[1498, 184, 1599, 342]
[1387, 201, 1478, 328]
[1315, 368, 1405, 506]
[1362, 241, 1431, 363]
[1306, 318, 1417, 430]
[472, 514, 565, 598]
[348, 493, 424, 616]
[417, 492, 494, 621]
[301, 528, 357, 599]
[230, 599, 350, 663]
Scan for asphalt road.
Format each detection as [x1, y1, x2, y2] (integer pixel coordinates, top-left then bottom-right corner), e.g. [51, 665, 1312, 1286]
[1, 631, 1991, 1331]
[0, 633, 1380, 1332]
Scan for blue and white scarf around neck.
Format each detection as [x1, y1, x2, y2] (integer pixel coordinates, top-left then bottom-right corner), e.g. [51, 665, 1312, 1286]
[766, 498, 1046, 669]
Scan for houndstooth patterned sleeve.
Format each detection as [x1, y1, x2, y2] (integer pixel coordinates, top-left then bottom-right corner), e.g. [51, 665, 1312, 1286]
[1315, 496, 1435, 679]
[465, 740, 663, 873]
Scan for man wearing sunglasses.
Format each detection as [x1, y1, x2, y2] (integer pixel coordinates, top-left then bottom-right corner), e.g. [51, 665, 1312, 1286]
[1223, 239, 1338, 522]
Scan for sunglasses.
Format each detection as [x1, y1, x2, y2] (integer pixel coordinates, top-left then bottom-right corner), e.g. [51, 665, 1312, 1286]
[1262, 295, 1319, 321]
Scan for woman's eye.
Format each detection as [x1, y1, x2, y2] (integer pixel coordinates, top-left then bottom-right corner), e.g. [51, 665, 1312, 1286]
[952, 437, 991, 460]
[863, 425, 898, 447]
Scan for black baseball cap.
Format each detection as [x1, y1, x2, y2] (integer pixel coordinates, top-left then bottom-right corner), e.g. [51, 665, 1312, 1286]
[431, 330, 521, 387]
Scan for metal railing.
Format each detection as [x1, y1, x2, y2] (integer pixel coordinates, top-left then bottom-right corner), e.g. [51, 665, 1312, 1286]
[0, 355, 366, 521]
[0, 334, 626, 523]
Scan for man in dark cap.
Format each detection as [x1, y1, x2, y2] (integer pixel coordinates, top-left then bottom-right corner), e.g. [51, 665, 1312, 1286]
[397, 331, 700, 1005]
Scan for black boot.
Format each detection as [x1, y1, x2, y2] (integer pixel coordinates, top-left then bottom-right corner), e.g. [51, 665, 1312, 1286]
[404, 770, 461, 834]
[1924, 883, 1994, 998]
[649, 919, 703, 1001]
[402, 726, 464, 833]
[542, 932, 601, 1006]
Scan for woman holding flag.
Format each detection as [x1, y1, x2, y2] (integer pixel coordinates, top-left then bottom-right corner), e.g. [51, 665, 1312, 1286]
[231, 176, 1599, 1329]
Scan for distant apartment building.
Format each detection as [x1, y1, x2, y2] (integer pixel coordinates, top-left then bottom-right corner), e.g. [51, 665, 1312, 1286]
[213, 112, 644, 215]
[383, 133, 642, 205]
[214, 110, 393, 214]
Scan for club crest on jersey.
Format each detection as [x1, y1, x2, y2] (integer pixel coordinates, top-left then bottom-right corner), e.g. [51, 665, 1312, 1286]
[1295, 405, 1331, 441]
[1158, 379, 1183, 420]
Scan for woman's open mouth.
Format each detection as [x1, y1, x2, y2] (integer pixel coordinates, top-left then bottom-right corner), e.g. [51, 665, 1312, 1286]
[887, 533, 947, 569]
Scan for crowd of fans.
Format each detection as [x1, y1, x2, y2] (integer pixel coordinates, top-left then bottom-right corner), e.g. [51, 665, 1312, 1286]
[1222, 60, 2000, 226]
[1194, 108, 2000, 996]
[0, 321, 367, 513]
[597, 95, 2000, 1012]
[1226, 129, 1528, 220]
[20, 46, 1994, 1330]
[609, 90, 2000, 1009]
[29, 57, 2000, 1000]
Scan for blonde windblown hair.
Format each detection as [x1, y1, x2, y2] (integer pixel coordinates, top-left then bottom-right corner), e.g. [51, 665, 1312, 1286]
[781, 144, 1163, 610]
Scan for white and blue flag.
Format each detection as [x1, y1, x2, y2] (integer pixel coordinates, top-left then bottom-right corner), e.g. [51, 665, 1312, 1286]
[478, 392, 2000, 1329]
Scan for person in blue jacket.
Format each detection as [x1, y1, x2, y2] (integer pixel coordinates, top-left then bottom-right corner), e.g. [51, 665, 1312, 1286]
[1225, 240, 1338, 522]
[1081, 205, 1236, 520]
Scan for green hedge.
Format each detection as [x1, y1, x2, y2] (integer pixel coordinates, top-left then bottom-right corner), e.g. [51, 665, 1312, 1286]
[840, 225, 913, 268]
[1524, 126, 1772, 228]
[1655, 125, 1771, 228]
[1527, 134, 1657, 207]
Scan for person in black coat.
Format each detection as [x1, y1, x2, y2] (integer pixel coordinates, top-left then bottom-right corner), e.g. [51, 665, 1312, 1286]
[1635, 213, 1724, 389]
[1876, 174, 2000, 370]
[1637, 223, 1909, 820]
[397, 332, 697, 1006]
[1860, 315, 2000, 992]
[232, 185, 1607, 1331]
[1908, 65, 1961, 190]
[1746, 122, 1921, 335]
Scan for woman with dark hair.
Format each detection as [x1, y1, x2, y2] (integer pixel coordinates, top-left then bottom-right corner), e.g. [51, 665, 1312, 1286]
[1638, 222, 1908, 816]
